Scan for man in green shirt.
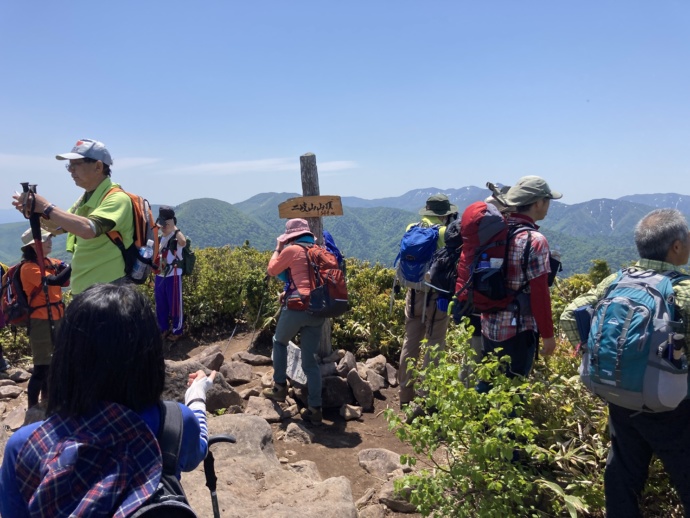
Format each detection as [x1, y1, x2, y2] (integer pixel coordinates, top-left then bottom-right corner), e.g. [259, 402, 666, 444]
[560, 208, 690, 517]
[12, 139, 133, 294]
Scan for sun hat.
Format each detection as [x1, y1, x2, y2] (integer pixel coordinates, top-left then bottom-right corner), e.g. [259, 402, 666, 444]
[277, 218, 314, 244]
[418, 194, 458, 217]
[485, 182, 512, 211]
[21, 228, 52, 248]
[156, 206, 176, 226]
[502, 176, 562, 207]
[55, 139, 113, 166]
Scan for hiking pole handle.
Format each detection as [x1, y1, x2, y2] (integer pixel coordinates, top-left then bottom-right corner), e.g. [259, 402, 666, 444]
[20, 182, 29, 193]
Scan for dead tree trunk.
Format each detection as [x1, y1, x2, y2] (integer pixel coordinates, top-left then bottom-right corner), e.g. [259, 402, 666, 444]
[300, 152, 332, 357]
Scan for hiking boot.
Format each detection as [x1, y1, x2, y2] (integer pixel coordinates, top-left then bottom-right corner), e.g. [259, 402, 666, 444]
[262, 383, 287, 403]
[300, 406, 323, 425]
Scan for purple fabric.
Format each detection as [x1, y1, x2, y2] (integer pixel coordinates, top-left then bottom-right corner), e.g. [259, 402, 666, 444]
[154, 275, 183, 334]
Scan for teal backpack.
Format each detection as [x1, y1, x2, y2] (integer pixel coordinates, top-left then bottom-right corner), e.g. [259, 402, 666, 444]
[167, 230, 196, 276]
[580, 268, 689, 412]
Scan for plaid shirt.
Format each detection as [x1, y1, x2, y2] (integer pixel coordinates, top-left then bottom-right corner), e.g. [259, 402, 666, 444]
[560, 259, 690, 348]
[15, 402, 162, 518]
[481, 215, 552, 341]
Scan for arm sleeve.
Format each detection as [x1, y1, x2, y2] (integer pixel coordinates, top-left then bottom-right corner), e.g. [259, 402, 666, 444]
[44, 264, 72, 286]
[529, 273, 554, 339]
[560, 274, 617, 347]
[267, 246, 300, 277]
[0, 423, 41, 518]
[177, 403, 208, 472]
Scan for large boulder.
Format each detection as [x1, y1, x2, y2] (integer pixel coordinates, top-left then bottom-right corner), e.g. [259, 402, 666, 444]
[163, 359, 242, 412]
[182, 414, 358, 517]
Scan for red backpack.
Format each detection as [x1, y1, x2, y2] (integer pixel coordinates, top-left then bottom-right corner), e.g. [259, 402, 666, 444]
[453, 201, 531, 316]
[287, 244, 349, 318]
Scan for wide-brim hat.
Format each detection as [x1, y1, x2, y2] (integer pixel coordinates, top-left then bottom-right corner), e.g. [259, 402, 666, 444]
[418, 194, 458, 217]
[21, 228, 52, 248]
[55, 138, 113, 166]
[502, 176, 562, 207]
[277, 218, 314, 244]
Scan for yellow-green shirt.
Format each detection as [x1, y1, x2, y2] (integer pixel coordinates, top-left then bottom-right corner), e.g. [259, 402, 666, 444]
[406, 215, 447, 248]
[66, 178, 133, 294]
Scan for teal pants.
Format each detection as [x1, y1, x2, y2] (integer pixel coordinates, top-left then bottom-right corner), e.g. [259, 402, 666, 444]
[272, 307, 325, 408]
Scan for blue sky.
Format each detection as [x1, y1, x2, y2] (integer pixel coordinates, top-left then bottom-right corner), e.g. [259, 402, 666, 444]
[1, 1, 689, 214]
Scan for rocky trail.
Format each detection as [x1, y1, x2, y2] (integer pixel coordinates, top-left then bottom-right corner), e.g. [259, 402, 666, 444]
[0, 331, 425, 517]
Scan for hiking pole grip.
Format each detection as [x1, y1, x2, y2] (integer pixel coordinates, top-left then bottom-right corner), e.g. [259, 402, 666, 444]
[204, 434, 236, 518]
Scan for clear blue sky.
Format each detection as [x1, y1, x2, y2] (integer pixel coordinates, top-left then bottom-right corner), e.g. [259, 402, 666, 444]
[2, 1, 689, 211]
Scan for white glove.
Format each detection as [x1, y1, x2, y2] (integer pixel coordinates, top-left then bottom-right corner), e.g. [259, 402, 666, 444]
[185, 370, 216, 412]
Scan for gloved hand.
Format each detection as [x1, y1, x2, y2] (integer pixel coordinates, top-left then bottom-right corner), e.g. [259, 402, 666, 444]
[185, 370, 216, 412]
[436, 296, 449, 313]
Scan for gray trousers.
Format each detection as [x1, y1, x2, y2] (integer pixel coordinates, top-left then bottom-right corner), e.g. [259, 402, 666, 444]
[398, 289, 449, 404]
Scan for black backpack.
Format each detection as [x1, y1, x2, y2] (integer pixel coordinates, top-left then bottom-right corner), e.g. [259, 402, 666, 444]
[129, 401, 197, 517]
[424, 219, 463, 296]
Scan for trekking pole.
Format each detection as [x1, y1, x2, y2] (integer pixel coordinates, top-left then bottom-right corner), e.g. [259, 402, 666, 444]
[21, 183, 55, 343]
[204, 434, 236, 518]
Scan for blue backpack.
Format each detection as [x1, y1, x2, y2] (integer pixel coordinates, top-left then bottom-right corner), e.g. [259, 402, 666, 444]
[393, 223, 440, 292]
[580, 268, 689, 412]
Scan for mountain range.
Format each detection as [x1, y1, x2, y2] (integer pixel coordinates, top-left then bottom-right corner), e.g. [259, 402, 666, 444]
[1, 188, 689, 275]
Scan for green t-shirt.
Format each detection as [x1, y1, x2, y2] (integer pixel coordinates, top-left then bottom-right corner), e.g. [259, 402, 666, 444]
[66, 178, 133, 294]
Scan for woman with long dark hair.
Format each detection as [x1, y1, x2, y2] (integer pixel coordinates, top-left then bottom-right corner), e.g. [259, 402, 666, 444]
[0, 283, 215, 517]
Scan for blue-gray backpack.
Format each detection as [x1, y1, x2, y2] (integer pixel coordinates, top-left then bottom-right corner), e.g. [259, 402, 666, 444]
[392, 223, 440, 293]
[580, 268, 689, 412]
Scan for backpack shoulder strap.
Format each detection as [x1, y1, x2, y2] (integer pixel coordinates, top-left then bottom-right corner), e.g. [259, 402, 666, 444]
[158, 401, 183, 476]
[166, 230, 180, 252]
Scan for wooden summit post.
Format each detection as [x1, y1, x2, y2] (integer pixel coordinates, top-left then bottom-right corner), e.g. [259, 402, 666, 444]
[277, 152, 344, 357]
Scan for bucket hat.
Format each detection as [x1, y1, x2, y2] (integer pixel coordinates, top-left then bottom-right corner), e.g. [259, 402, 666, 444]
[418, 194, 458, 217]
[21, 228, 52, 248]
[56, 139, 113, 166]
[502, 176, 562, 207]
[156, 206, 176, 226]
[277, 218, 314, 244]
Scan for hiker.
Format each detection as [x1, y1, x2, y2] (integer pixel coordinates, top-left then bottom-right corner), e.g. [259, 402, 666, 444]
[477, 176, 561, 392]
[0, 283, 215, 517]
[0, 261, 9, 372]
[11, 138, 134, 294]
[155, 205, 187, 342]
[262, 218, 325, 425]
[560, 208, 690, 517]
[398, 194, 458, 408]
[17, 229, 70, 407]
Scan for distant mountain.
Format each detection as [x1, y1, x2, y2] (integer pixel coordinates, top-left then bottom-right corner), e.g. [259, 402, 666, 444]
[0, 209, 25, 225]
[1, 189, 689, 274]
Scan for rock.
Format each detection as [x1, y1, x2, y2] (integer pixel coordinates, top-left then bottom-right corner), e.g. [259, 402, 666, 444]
[24, 404, 46, 426]
[181, 414, 358, 517]
[357, 449, 405, 478]
[220, 361, 253, 385]
[163, 359, 242, 412]
[378, 478, 416, 513]
[0, 379, 16, 387]
[9, 369, 30, 383]
[340, 404, 362, 421]
[3, 405, 26, 431]
[319, 362, 338, 377]
[194, 345, 225, 371]
[322, 349, 346, 364]
[231, 350, 273, 366]
[245, 396, 283, 422]
[359, 505, 387, 518]
[364, 355, 387, 376]
[284, 422, 315, 444]
[355, 487, 377, 509]
[365, 369, 386, 393]
[282, 404, 300, 418]
[288, 460, 322, 482]
[261, 370, 274, 387]
[336, 351, 357, 378]
[356, 363, 368, 380]
[347, 370, 374, 411]
[0, 385, 23, 399]
[385, 363, 399, 387]
[240, 387, 260, 399]
[322, 376, 355, 409]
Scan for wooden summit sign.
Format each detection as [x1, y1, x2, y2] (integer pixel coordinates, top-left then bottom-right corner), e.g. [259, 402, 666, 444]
[278, 195, 343, 219]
